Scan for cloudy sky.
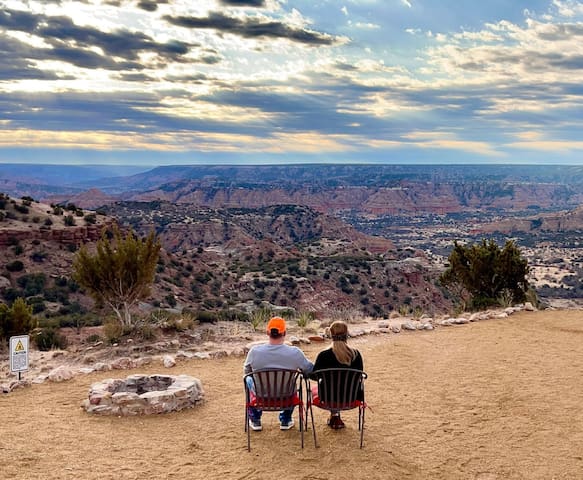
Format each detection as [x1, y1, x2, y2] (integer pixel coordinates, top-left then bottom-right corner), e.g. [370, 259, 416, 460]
[1, 0, 582, 166]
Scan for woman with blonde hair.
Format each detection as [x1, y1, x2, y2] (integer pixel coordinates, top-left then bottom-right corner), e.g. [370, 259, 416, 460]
[311, 320, 364, 429]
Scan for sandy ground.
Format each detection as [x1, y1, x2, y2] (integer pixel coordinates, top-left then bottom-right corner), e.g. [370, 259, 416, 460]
[1, 309, 583, 480]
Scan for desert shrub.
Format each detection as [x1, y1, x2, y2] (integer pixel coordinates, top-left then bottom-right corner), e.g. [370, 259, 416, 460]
[17, 273, 47, 296]
[497, 288, 514, 307]
[412, 306, 424, 318]
[197, 310, 218, 323]
[34, 328, 68, 351]
[64, 215, 76, 226]
[0, 298, 37, 340]
[164, 294, 177, 307]
[43, 286, 70, 303]
[28, 296, 46, 314]
[54, 276, 68, 287]
[14, 204, 29, 214]
[30, 251, 47, 263]
[2, 288, 21, 303]
[103, 319, 124, 344]
[296, 311, 314, 328]
[158, 312, 193, 332]
[148, 309, 173, 325]
[6, 260, 24, 272]
[12, 244, 24, 255]
[219, 309, 249, 322]
[441, 239, 529, 311]
[84, 213, 97, 224]
[136, 323, 157, 341]
[44, 218, 53, 226]
[67, 279, 80, 293]
[398, 305, 410, 316]
[249, 307, 272, 331]
[525, 287, 541, 308]
[84, 333, 102, 344]
[58, 301, 86, 316]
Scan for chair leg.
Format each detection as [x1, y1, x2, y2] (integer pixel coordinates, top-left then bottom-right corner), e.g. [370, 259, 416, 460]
[307, 404, 318, 448]
[246, 407, 251, 452]
[299, 405, 304, 449]
[359, 407, 365, 449]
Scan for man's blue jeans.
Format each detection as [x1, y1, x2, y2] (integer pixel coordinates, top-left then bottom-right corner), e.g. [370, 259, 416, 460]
[246, 376, 293, 422]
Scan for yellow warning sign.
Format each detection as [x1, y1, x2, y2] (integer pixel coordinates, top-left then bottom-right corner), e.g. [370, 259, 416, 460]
[14, 340, 25, 353]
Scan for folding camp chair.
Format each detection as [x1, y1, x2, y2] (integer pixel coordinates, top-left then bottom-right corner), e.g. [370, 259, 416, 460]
[244, 368, 306, 451]
[306, 368, 368, 448]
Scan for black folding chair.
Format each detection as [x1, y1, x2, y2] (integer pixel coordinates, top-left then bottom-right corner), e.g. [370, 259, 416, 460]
[306, 368, 368, 448]
[244, 368, 306, 451]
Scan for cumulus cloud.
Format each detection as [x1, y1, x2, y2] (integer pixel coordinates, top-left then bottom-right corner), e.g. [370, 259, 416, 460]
[552, 0, 583, 17]
[0, 7, 197, 77]
[0, 0, 581, 164]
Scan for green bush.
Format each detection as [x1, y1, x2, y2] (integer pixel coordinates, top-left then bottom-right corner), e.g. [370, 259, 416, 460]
[197, 310, 218, 323]
[136, 323, 157, 341]
[440, 239, 529, 311]
[103, 319, 123, 344]
[17, 273, 46, 296]
[14, 204, 29, 214]
[164, 295, 177, 307]
[6, 260, 24, 272]
[0, 298, 37, 340]
[30, 251, 47, 263]
[34, 328, 68, 351]
[84, 333, 102, 344]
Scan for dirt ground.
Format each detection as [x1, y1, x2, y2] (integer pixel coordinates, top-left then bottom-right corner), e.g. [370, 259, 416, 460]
[1, 309, 583, 480]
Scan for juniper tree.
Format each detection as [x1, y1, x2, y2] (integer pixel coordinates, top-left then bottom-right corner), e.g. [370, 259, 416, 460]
[73, 225, 161, 328]
[0, 297, 36, 341]
[440, 239, 529, 311]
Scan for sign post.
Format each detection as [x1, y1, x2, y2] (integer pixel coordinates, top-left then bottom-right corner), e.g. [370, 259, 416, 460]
[9, 335, 29, 381]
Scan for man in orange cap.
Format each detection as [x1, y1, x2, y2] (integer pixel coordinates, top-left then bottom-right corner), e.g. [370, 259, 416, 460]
[244, 316, 313, 431]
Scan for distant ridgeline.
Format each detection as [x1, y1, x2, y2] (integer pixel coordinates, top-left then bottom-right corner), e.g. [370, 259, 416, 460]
[2, 163, 583, 215]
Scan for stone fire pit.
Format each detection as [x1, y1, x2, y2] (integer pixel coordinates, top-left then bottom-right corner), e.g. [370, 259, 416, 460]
[82, 374, 204, 416]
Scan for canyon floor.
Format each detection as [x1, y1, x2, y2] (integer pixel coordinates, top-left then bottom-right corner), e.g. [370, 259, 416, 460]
[1, 309, 583, 480]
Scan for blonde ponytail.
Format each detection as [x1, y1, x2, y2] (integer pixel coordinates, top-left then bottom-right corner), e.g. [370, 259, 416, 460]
[330, 321, 356, 366]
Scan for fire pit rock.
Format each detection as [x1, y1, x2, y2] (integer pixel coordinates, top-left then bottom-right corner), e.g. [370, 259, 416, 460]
[82, 374, 204, 416]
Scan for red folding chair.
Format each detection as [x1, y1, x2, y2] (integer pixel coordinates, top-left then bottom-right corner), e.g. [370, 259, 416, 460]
[306, 368, 368, 448]
[244, 368, 307, 451]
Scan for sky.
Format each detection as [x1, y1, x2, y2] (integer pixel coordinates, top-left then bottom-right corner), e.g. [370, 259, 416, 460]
[0, 0, 582, 166]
